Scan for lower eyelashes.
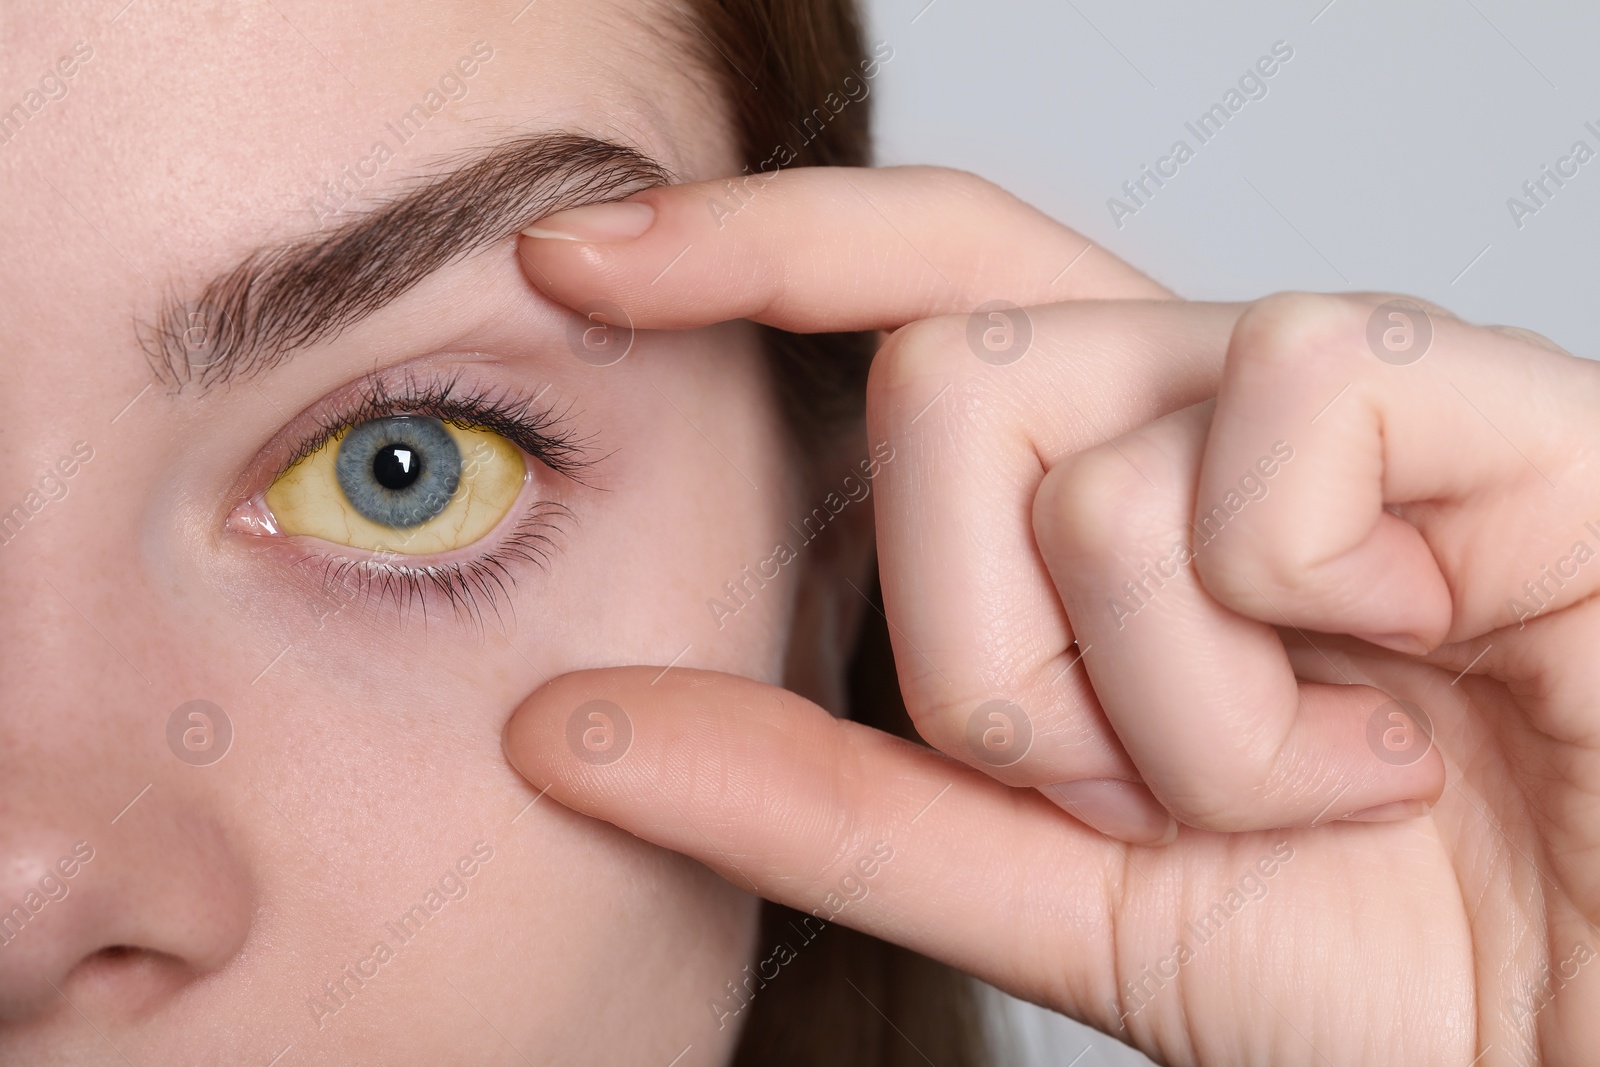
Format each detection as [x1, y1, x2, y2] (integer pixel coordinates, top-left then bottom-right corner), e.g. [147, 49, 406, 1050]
[306, 499, 573, 626]
[228, 370, 594, 623]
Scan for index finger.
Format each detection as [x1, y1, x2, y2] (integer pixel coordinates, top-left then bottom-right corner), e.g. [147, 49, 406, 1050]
[515, 166, 1169, 332]
[501, 666, 1130, 1020]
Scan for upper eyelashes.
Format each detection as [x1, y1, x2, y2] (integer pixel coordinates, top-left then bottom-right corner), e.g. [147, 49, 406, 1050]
[282, 370, 594, 481]
[231, 368, 595, 623]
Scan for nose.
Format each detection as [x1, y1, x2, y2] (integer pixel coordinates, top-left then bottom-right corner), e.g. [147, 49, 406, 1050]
[0, 561, 253, 1026]
[0, 786, 253, 1025]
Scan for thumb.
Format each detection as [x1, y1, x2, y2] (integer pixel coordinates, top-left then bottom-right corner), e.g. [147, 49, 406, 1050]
[501, 666, 1131, 1025]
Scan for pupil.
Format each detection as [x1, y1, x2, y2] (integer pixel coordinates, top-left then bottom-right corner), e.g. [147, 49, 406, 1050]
[372, 444, 421, 490]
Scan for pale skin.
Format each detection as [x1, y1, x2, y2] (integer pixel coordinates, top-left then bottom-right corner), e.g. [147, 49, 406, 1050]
[0, 1, 884, 1063]
[505, 169, 1600, 1064]
[10, 1, 1598, 1062]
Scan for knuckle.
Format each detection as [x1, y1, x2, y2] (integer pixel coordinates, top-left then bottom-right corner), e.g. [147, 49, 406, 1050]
[1160, 765, 1279, 831]
[1159, 746, 1306, 833]
[1164, 797, 1258, 833]
[1191, 547, 1281, 617]
[900, 164, 1011, 206]
[1193, 523, 1324, 612]
[1346, 290, 1459, 322]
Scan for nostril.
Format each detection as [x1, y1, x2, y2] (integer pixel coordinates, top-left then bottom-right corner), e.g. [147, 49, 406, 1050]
[89, 945, 138, 961]
[0, 823, 252, 1025]
[64, 946, 191, 1020]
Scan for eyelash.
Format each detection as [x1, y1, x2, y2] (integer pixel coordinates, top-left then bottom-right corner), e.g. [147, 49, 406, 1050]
[279, 370, 595, 627]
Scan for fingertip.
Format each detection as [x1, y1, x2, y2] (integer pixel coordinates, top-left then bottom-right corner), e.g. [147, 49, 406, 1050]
[519, 200, 656, 243]
[501, 681, 552, 781]
[1350, 631, 1433, 656]
[1038, 779, 1179, 847]
[1337, 798, 1433, 823]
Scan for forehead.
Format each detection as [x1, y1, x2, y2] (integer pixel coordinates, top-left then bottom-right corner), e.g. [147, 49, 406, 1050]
[2, 0, 727, 338]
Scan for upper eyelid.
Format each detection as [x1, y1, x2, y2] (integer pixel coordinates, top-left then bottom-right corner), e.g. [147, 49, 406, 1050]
[263, 366, 598, 490]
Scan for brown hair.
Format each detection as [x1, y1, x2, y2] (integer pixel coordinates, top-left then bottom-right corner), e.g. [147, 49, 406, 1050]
[679, 2, 991, 1063]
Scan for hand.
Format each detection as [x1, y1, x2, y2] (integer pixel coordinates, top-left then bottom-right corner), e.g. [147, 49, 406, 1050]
[505, 167, 1600, 1063]
[511, 166, 1440, 841]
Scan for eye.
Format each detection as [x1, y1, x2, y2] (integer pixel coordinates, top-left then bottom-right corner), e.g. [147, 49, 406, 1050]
[264, 415, 527, 555]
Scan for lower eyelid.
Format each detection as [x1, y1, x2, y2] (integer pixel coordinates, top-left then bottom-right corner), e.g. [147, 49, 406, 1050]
[240, 484, 575, 626]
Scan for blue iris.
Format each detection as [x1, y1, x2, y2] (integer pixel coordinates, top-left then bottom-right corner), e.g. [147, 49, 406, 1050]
[335, 417, 462, 528]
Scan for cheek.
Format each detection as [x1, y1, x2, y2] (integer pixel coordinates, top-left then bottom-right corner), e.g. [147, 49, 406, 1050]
[226, 322, 785, 1054]
[52, 313, 793, 1059]
[535, 321, 802, 686]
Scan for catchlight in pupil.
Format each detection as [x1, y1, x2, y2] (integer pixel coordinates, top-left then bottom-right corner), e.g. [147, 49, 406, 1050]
[374, 445, 420, 490]
[332, 416, 461, 528]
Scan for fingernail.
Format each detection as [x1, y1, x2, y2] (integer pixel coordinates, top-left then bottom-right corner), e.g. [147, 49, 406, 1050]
[521, 201, 655, 242]
[1039, 779, 1178, 846]
[1351, 631, 1430, 656]
[1339, 799, 1431, 823]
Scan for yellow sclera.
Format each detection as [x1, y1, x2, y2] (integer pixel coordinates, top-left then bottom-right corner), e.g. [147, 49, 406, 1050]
[264, 422, 527, 555]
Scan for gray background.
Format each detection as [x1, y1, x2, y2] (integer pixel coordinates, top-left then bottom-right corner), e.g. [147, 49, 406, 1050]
[866, 0, 1599, 354]
[861, 0, 1596, 1062]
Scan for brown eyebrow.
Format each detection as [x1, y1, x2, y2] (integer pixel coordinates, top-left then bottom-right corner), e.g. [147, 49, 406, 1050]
[141, 132, 670, 391]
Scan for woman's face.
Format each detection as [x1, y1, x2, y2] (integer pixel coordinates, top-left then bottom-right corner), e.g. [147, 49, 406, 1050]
[1, 1, 805, 1061]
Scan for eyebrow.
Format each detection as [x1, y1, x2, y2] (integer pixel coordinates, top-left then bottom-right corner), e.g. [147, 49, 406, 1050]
[141, 132, 671, 391]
